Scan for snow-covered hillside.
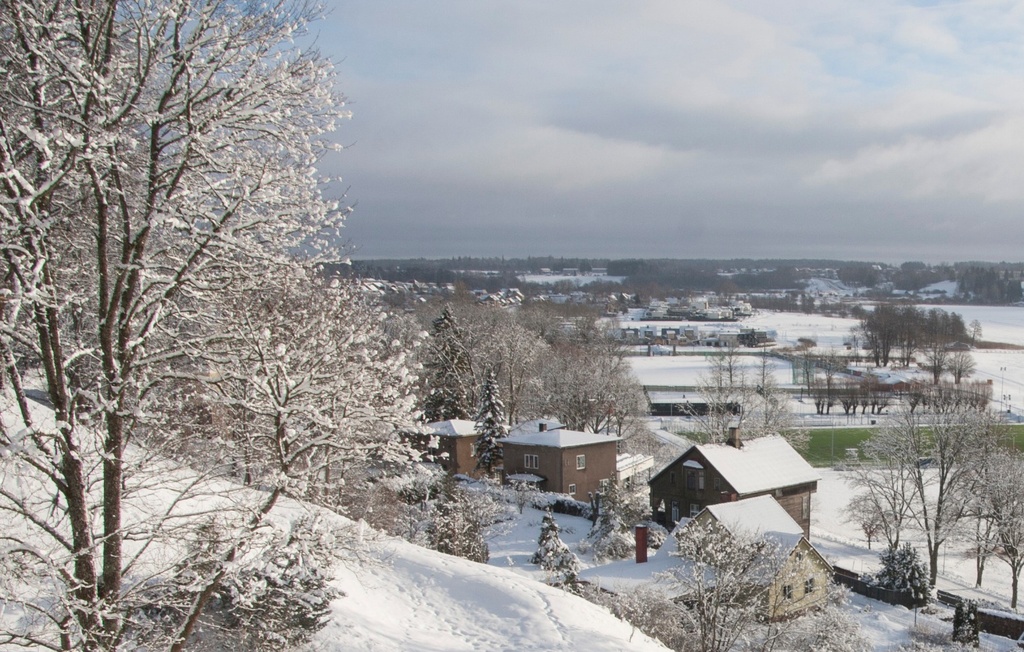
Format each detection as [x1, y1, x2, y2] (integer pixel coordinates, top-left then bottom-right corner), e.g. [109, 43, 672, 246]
[320, 527, 666, 651]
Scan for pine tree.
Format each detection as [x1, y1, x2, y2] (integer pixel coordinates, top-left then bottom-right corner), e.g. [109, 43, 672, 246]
[532, 510, 581, 585]
[428, 479, 490, 563]
[952, 599, 980, 647]
[423, 306, 474, 421]
[874, 543, 930, 606]
[474, 371, 508, 476]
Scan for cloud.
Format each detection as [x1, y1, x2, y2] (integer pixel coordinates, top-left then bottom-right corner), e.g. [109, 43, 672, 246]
[323, 0, 1024, 262]
[807, 114, 1024, 202]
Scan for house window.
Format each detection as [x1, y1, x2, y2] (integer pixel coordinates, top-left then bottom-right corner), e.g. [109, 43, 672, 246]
[689, 503, 702, 518]
[670, 472, 675, 485]
[671, 501, 680, 523]
[524, 454, 539, 469]
[568, 483, 577, 495]
[801, 495, 810, 520]
[599, 478, 610, 491]
[713, 476, 721, 491]
[782, 584, 793, 601]
[687, 470, 706, 490]
[804, 577, 815, 595]
[576, 454, 586, 470]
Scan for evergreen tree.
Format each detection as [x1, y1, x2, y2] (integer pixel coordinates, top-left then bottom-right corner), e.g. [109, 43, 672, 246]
[532, 510, 581, 585]
[474, 370, 508, 476]
[423, 306, 474, 421]
[428, 479, 490, 563]
[873, 543, 930, 606]
[952, 599, 979, 647]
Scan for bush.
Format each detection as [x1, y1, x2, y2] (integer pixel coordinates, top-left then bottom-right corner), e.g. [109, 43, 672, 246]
[872, 543, 929, 606]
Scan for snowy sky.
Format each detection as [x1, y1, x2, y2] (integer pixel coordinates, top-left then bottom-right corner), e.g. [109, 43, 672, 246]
[320, 1, 1024, 262]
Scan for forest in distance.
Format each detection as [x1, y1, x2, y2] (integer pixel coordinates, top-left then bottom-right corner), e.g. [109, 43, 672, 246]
[344, 257, 1024, 304]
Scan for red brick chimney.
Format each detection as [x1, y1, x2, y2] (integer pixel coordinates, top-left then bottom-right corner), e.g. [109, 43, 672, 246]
[635, 525, 648, 563]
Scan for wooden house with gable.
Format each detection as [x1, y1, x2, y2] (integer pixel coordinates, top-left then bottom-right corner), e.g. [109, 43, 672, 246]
[579, 495, 833, 620]
[648, 427, 820, 537]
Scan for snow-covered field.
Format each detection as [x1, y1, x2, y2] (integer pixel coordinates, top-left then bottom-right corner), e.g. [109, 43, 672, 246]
[627, 307, 1024, 417]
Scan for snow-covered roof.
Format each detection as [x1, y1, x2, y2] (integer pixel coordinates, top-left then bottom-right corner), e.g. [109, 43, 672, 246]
[502, 428, 620, 449]
[506, 473, 545, 483]
[426, 419, 478, 437]
[704, 495, 803, 541]
[688, 435, 819, 494]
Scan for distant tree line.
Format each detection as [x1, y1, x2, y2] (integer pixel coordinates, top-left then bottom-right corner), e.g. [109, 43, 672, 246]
[957, 266, 1024, 304]
[855, 305, 968, 368]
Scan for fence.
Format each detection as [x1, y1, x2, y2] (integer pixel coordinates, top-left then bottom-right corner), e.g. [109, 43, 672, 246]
[832, 566, 926, 610]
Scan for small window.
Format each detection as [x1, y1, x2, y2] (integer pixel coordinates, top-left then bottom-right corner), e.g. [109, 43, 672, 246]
[576, 454, 586, 470]
[524, 454, 539, 469]
[804, 577, 815, 595]
[801, 495, 810, 520]
[671, 501, 680, 522]
[670, 472, 676, 484]
[697, 470, 705, 491]
[599, 478, 610, 491]
[713, 476, 722, 491]
[689, 503, 702, 518]
[782, 584, 793, 601]
[568, 483, 577, 495]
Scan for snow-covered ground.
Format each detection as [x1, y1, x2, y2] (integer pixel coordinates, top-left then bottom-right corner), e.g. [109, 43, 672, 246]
[320, 522, 666, 651]
[518, 274, 625, 286]
[626, 307, 1024, 417]
[481, 467, 1024, 652]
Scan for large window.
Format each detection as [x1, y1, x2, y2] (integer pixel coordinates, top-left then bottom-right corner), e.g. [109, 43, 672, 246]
[524, 454, 539, 469]
[686, 470, 705, 490]
[576, 454, 586, 470]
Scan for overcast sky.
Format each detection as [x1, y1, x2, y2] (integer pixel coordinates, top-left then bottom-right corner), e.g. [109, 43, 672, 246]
[319, 1, 1024, 263]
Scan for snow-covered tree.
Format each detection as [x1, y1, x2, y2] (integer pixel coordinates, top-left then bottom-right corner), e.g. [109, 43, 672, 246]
[863, 405, 1000, 585]
[952, 599, 980, 647]
[693, 345, 750, 443]
[971, 448, 1024, 607]
[422, 306, 474, 422]
[586, 481, 656, 562]
[872, 543, 930, 606]
[197, 272, 420, 509]
[531, 510, 581, 585]
[0, 0, 372, 648]
[667, 518, 789, 652]
[473, 370, 508, 476]
[428, 479, 492, 563]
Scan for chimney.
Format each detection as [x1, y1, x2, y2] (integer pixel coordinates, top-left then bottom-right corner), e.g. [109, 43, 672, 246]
[539, 422, 547, 432]
[635, 525, 649, 563]
[727, 426, 742, 449]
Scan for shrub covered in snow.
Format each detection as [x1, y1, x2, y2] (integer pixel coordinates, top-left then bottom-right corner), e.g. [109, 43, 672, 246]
[531, 510, 581, 585]
[872, 543, 930, 606]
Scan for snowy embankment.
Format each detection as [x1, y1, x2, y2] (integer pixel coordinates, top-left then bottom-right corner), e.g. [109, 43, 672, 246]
[318, 522, 666, 651]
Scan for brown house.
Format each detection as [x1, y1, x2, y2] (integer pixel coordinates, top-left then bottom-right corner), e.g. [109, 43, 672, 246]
[501, 422, 619, 498]
[410, 419, 484, 478]
[649, 428, 820, 537]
